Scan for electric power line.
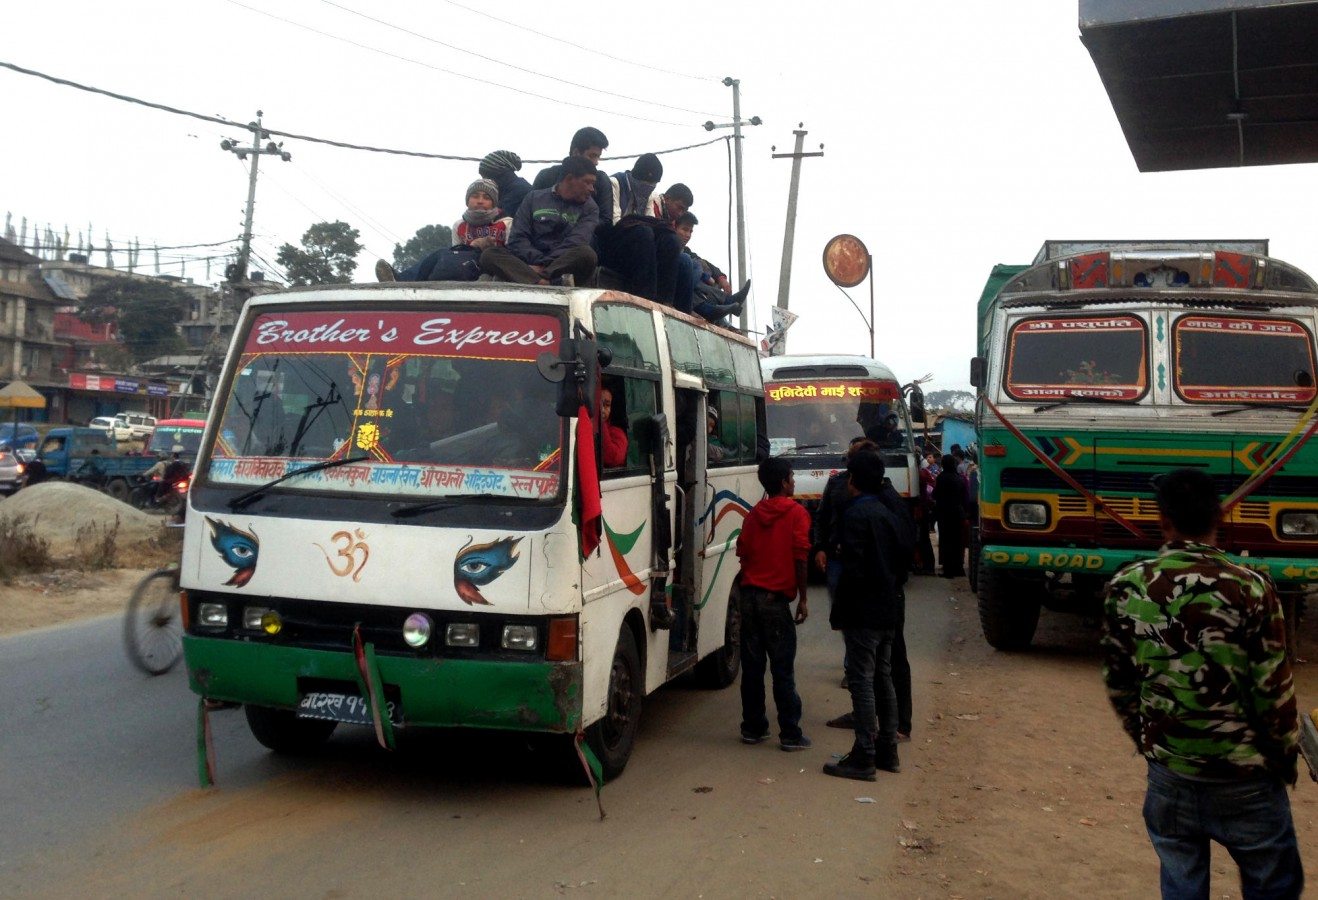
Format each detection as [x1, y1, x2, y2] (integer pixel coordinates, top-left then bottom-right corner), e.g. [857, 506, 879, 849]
[0, 59, 728, 163]
[435, 0, 721, 84]
[5, 237, 239, 253]
[225, 0, 692, 127]
[319, 0, 723, 118]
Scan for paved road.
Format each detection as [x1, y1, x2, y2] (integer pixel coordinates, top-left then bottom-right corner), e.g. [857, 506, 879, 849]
[1, 578, 956, 897]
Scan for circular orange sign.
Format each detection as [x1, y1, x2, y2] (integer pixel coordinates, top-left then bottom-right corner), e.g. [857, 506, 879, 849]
[822, 234, 870, 288]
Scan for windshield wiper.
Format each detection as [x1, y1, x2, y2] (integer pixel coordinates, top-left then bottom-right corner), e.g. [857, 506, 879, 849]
[778, 443, 829, 455]
[1211, 403, 1309, 417]
[227, 455, 370, 509]
[1033, 396, 1140, 414]
[391, 493, 502, 519]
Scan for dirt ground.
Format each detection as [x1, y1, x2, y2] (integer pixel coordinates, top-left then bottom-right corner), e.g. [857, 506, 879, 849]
[884, 579, 1318, 899]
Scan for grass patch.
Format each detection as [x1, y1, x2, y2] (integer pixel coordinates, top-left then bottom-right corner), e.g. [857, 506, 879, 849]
[0, 514, 54, 580]
[74, 516, 121, 570]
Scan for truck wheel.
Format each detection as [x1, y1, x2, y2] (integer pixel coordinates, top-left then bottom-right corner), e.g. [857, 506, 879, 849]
[584, 627, 641, 780]
[976, 557, 1041, 651]
[694, 583, 741, 689]
[106, 478, 130, 502]
[244, 705, 337, 754]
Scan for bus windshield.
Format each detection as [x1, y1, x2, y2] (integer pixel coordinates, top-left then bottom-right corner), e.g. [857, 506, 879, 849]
[1174, 315, 1317, 404]
[764, 379, 909, 454]
[1005, 315, 1147, 401]
[203, 308, 565, 501]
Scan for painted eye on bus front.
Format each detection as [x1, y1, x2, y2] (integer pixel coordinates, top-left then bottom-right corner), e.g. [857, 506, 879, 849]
[459, 559, 491, 578]
[232, 544, 255, 560]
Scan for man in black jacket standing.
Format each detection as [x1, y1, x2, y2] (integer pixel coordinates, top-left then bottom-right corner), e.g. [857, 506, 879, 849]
[824, 452, 911, 781]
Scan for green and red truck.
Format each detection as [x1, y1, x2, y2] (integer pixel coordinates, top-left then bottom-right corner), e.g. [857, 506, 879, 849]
[971, 240, 1318, 649]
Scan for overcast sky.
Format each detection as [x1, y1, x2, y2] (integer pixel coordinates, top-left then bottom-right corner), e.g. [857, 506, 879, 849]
[5, 1, 1318, 393]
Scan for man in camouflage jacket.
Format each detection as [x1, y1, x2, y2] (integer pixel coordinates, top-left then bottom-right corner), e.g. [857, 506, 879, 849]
[1102, 468, 1302, 899]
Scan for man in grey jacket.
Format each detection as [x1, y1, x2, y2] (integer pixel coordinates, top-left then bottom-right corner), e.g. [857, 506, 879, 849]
[479, 156, 599, 286]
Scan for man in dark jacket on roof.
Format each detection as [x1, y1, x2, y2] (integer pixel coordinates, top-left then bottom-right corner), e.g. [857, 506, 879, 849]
[532, 126, 614, 245]
[479, 156, 599, 287]
[735, 457, 813, 752]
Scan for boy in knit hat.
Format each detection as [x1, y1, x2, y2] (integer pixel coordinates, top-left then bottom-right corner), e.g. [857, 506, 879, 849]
[376, 179, 512, 283]
[479, 149, 532, 219]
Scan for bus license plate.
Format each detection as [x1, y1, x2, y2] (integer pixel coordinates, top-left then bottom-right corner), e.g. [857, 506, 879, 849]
[297, 691, 401, 726]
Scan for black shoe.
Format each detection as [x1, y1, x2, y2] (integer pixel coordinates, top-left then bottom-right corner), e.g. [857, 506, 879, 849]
[374, 259, 397, 282]
[551, 273, 575, 287]
[650, 602, 674, 631]
[876, 742, 901, 773]
[780, 734, 813, 752]
[740, 728, 770, 745]
[823, 750, 876, 781]
[826, 712, 856, 729]
[728, 279, 751, 307]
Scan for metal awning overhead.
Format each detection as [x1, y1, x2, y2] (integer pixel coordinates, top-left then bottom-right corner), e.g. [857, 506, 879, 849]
[1080, 0, 1318, 171]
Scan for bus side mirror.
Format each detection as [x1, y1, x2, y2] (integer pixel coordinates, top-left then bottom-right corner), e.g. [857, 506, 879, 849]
[539, 339, 606, 417]
[906, 386, 926, 424]
[969, 357, 987, 389]
[635, 413, 668, 463]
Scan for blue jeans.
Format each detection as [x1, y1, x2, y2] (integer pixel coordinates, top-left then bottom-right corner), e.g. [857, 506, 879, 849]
[738, 587, 803, 741]
[842, 627, 897, 755]
[1144, 761, 1303, 900]
[399, 246, 480, 282]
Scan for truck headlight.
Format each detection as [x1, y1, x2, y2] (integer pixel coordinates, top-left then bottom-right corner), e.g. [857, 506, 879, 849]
[445, 622, 480, 647]
[1006, 502, 1049, 527]
[1279, 512, 1318, 538]
[402, 613, 433, 648]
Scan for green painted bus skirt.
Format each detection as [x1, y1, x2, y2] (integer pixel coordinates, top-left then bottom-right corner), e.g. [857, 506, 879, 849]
[980, 544, 1318, 585]
[184, 637, 583, 733]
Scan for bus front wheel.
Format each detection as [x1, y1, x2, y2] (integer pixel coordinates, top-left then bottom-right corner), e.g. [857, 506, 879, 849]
[976, 558, 1041, 651]
[244, 704, 338, 754]
[585, 627, 641, 781]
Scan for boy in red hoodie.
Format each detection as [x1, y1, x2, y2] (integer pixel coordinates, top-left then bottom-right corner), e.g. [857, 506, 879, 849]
[735, 457, 812, 751]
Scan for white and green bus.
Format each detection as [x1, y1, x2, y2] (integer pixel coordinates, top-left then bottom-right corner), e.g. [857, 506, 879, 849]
[180, 282, 765, 778]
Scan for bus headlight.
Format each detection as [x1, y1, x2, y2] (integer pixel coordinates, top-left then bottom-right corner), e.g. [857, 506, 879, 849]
[243, 606, 270, 630]
[198, 602, 228, 628]
[1279, 512, 1318, 538]
[402, 613, 433, 648]
[1005, 502, 1049, 528]
[445, 622, 479, 647]
[502, 624, 539, 651]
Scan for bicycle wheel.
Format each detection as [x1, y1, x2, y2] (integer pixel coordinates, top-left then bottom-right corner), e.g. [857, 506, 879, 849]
[124, 568, 184, 675]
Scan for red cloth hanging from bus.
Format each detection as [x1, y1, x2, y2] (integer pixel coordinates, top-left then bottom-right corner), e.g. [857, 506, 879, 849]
[576, 404, 602, 557]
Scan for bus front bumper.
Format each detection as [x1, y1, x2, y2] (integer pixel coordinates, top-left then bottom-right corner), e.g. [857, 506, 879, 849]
[980, 544, 1318, 586]
[184, 637, 583, 733]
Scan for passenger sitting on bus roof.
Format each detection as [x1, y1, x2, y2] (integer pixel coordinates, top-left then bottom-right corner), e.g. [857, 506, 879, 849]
[707, 407, 727, 463]
[376, 179, 512, 283]
[634, 183, 695, 311]
[532, 127, 613, 246]
[673, 212, 749, 325]
[479, 156, 600, 287]
[596, 153, 682, 305]
[599, 385, 628, 468]
[478, 149, 533, 220]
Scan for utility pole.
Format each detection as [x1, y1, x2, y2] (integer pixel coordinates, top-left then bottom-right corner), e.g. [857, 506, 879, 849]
[220, 110, 291, 289]
[703, 78, 761, 333]
[771, 124, 824, 354]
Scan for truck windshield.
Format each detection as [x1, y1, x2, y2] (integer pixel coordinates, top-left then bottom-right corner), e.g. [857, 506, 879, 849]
[764, 379, 909, 454]
[1005, 315, 1147, 401]
[203, 308, 566, 502]
[1174, 315, 1316, 404]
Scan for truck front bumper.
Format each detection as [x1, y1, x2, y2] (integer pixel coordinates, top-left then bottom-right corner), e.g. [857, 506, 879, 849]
[980, 544, 1318, 586]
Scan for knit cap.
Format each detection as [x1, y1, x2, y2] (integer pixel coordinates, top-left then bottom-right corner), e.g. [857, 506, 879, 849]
[466, 178, 500, 205]
[478, 149, 522, 178]
[631, 153, 663, 184]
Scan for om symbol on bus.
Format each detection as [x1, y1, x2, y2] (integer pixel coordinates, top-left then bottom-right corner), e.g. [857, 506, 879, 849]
[316, 527, 370, 582]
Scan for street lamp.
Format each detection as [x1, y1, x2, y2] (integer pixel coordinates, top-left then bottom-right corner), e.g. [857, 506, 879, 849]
[703, 77, 761, 332]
